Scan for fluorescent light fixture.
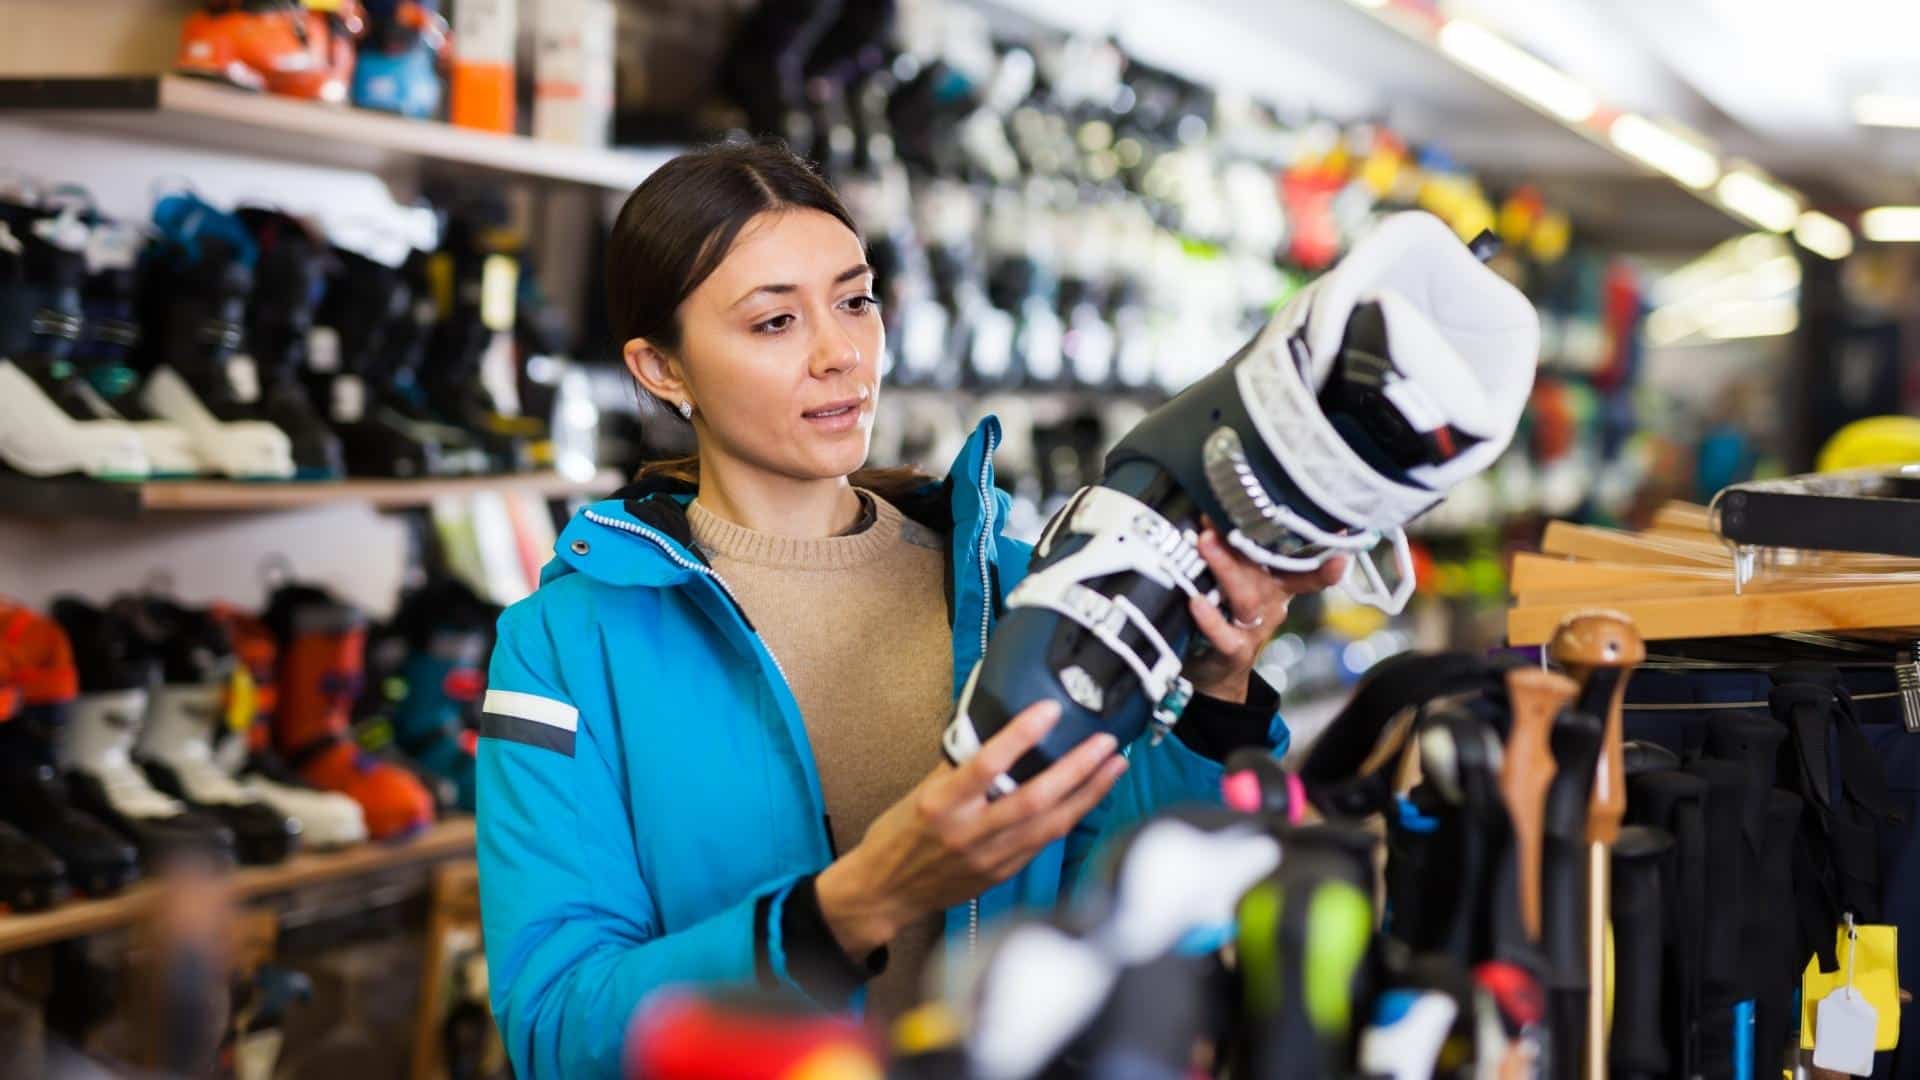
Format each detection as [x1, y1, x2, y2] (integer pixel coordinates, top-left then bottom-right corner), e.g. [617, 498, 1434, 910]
[1715, 169, 1801, 233]
[1795, 211, 1854, 260]
[1346, 0, 1389, 7]
[1704, 299, 1798, 340]
[1437, 20, 1598, 124]
[1609, 114, 1720, 189]
[1854, 93, 1920, 129]
[1862, 206, 1920, 242]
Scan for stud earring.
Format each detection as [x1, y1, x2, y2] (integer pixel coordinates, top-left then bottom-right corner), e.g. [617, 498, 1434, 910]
[677, 400, 694, 420]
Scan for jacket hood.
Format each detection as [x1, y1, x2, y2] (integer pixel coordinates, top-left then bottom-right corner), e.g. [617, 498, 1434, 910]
[543, 415, 1009, 590]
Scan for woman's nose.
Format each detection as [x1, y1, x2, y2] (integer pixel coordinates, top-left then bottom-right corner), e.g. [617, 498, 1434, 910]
[809, 320, 861, 378]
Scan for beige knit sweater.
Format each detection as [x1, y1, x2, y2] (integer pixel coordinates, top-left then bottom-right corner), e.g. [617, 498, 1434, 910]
[686, 489, 952, 1025]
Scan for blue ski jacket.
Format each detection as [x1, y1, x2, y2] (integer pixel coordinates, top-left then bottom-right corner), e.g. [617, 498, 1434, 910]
[476, 416, 1290, 1079]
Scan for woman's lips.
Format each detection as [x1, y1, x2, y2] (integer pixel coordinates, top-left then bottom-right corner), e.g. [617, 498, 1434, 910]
[802, 395, 867, 433]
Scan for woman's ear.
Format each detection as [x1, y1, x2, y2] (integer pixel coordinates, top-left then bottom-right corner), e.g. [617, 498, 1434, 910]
[624, 338, 687, 404]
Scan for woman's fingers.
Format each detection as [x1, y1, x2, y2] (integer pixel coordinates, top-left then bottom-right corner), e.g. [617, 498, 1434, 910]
[939, 699, 1062, 812]
[976, 728, 1120, 836]
[1188, 589, 1255, 665]
[1197, 525, 1278, 630]
[983, 754, 1130, 874]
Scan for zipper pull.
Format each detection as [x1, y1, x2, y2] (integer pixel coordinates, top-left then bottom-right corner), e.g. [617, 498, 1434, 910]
[1899, 640, 1920, 733]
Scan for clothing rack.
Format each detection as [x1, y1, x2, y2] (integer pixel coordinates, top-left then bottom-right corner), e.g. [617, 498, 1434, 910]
[1507, 500, 1920, 645]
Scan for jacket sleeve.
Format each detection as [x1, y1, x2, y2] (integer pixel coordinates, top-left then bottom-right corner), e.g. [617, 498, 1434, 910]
[477, 598, 874, 1080]
[1059, 674, 1290, 891]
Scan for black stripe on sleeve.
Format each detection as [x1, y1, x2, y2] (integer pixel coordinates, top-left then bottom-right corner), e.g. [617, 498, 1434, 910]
[479, 712, 576, 757]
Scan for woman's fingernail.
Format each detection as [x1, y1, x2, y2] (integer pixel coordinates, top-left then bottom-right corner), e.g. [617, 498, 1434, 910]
[1096, 733, 1118, 755]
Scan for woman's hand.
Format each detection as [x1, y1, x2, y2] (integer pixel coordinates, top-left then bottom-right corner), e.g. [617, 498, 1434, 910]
[814, 700, 1127, 959]
[1184, 521, 1349, 703]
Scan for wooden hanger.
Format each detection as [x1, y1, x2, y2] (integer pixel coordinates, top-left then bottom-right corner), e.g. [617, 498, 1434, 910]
[1507, 501, 1920, 645]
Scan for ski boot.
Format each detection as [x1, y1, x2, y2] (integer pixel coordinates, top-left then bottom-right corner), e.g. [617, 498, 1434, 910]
[0, 821, 66, 913]
[353, 0, 448, 118]
[424, 197, 544, 471]
[0, 603, 137, 899]
[70, 210, 201, 477]
[236, 207, 345, 479]
[311, 247, 461, 477]
[209, 604, 368, 849]
[136, 192, 296, 479]
[0, 202, 149, 480]
[124, 598, 299, 865]
[49, 599, 235, 871]
[177, 0, 364, 104]
[266, 585, 434, 841]
[362, 578, 493, 812]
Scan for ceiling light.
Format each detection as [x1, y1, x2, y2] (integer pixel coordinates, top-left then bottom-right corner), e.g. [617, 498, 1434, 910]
[1863, 207, 1920, 242]
[1437, 20, 1598, 124]
[1608, 114, 1720, 190]
[1854, 93, 1920, 129]
[1704, 299, 1798, 341]
[1715, 169, 1801, 233]
[1794, 211, 1854, 260]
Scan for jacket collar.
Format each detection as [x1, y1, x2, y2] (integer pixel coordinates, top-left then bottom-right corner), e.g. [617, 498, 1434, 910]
[549, 415, 1003, 590]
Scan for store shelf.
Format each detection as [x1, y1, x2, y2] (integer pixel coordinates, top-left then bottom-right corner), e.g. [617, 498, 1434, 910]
[0, 470, 621, 519]
[0, 817, 476, 957]
[0, 75, 673, 190]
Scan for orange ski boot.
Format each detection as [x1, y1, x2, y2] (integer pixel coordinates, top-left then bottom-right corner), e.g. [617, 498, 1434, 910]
[176, 1, 364, 104]
[265, 586, 432, 841]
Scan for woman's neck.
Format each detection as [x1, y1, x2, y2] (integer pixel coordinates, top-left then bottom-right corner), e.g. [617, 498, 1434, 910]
[694, 461, 865, 539]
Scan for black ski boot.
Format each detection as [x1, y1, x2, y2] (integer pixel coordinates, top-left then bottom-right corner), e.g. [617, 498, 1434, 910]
[311, 247, 452, 477]
[50, 598, 235, 871]
[127, 598, 300, 865]
[237, 207, 346, 480]
[0, 600, 141, 898]
[135, 192, 296, 479]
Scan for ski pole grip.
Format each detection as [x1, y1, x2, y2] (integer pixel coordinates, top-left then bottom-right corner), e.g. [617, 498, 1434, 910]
[1547, 612, 1644, 851]
[1503, 666, 1576, 942]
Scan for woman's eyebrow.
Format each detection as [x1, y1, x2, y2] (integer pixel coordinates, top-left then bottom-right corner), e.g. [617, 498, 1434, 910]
[729, 264, 873, 309]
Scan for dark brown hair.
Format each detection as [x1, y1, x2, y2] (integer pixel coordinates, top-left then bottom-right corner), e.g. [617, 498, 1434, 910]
[606, 138, 930, 502]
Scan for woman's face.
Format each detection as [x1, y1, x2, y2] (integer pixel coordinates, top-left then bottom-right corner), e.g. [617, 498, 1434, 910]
[651, 208, 883, 486]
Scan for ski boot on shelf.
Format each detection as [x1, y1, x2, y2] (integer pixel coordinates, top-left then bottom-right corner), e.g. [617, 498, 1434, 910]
[236, 207, 345, 479]
[364, 578, 494, 812]
[266, 585, 434, 841]
[50, 599, 235, 871]
[0, 604, 136, 901]
[352, 0, 448, 118]
[72, 211, 202, 477]
[0, 599, 109, 903]
[424, 197, 544, 472]
[176, 0, 364, 104]
[311, 247, 467, 477]
[136, 192, 296, 479]
[209, 604, 367, 849]
[123, 598, 299, 865]
[0, 202, 149, 480]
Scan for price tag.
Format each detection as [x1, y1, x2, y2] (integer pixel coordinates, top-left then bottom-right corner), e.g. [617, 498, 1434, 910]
[1814, 992, 1878, 1075]
[331, 374, 367, 423]
[226, 355, 261, 404]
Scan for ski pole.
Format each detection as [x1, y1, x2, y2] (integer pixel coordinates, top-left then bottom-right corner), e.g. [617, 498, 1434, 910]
[1547, 611, 1645, 1080]
[1502, 667, 1576, 944]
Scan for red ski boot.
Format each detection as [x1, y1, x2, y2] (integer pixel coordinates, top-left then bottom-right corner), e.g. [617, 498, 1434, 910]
[265, 586, 432, 841]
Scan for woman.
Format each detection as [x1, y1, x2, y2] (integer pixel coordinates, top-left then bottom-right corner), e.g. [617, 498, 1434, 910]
[476, 140, 1343, 1079]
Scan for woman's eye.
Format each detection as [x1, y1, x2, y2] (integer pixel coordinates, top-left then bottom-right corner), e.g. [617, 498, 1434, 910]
[753, 314, 795, 334]
[842, 295, 880, 314]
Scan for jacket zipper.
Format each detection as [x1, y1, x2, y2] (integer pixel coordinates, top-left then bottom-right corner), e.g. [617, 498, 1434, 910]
[968, 426, 998, 955]
[581, 510, 792, 688]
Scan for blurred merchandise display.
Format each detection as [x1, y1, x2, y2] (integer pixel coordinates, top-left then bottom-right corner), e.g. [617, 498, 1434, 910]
[0, 180, 594, 486]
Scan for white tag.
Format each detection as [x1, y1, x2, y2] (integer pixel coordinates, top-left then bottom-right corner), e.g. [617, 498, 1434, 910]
[331, 374, 367, 423]
[226, 355, 261, 404]
[1813, 990, 1878, 1075]
[307, 326, 341, 373]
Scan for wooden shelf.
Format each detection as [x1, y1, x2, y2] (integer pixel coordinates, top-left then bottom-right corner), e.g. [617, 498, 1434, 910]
[0, 75, 674, 190]
[0, 470, 620, 519]
[0, 817, 476, 957]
